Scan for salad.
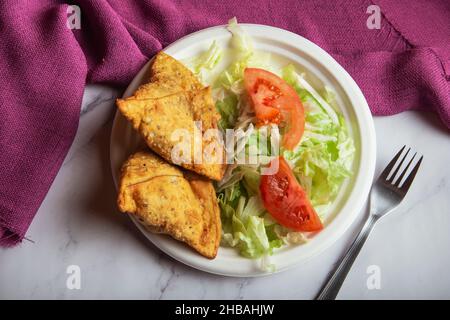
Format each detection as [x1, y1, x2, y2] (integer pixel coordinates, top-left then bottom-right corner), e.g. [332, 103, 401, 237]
[188, 18, 355, 270]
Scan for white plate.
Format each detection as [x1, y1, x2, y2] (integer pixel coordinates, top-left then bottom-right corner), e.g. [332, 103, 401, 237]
[110, 24, 376, 277]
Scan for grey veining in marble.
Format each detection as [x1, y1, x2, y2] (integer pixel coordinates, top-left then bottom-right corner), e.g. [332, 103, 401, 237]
[0, 85, 449, 299]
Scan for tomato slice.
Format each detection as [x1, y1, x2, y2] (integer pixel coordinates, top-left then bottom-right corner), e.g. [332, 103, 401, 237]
[260, 157, 323, 232]
[244, 68, 305, 150]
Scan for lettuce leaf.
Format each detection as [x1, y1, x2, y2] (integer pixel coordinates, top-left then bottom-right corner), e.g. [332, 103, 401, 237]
[227, 17, 253, 54]
[281, 65, 355, 209]
[213, 17, 272, 127]
[216, 94, 238, 130]
[190, 40, 223, 83]
[219, 188, 283, 258]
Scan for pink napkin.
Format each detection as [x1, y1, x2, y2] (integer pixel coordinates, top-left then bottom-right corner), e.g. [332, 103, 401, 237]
[1, 0, 449, 246]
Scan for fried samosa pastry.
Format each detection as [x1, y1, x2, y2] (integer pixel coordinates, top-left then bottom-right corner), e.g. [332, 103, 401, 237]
[117, 151, 221, 259]
[116, 52, 225, 181]
[134, 52, 204, 98]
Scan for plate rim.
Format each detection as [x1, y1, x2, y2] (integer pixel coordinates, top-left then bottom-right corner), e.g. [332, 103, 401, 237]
[110, 23, 377, 277]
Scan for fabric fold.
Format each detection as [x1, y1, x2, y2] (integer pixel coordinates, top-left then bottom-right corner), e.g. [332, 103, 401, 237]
[334, 48, 450, 124]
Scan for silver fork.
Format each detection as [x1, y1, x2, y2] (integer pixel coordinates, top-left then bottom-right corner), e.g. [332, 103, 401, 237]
[316, 146, 423, 300]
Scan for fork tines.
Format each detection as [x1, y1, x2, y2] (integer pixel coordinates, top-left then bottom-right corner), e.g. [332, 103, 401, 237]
[380, 145, 423, 193]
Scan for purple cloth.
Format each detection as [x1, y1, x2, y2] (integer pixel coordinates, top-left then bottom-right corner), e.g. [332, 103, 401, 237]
[0, 0, 449, 247]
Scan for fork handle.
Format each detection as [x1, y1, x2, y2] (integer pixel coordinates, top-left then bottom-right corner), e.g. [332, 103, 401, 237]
[316, 214, 378, 300]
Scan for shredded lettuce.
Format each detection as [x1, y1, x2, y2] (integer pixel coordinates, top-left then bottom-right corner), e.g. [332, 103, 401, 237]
[283, 65, 339, 125]
[213, 51, 272, 96]
[227, 17, 253, 56]
[282, 65, 355, 209]
[219, 184, 283, 258]
[213, 17, 272, 129]
[216, 95, 239, 130]
[191, 19, 355, 267]
[190, 40, 223, 83]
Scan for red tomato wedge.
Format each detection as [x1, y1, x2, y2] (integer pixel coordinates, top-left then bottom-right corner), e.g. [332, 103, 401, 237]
[260, 157, 323, 232]
[244, 68, 305, 150]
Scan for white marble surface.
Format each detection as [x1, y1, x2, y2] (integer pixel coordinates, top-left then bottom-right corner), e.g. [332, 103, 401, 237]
[0, 84, 449, 300]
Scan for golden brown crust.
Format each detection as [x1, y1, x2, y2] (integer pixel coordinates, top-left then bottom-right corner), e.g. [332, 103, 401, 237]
[117, 151, 221, 259]
[149, 52, 204, 92]
[184, 171, 221, 257]
[116, 52, 225, 181]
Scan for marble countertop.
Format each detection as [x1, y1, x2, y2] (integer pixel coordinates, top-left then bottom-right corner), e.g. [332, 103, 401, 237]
[0, 84, 449, 300]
